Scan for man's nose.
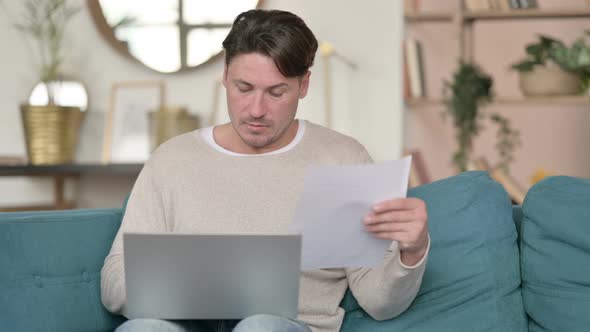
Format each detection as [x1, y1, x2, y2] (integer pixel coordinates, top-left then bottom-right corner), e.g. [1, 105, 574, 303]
[248, 92, 267, 118]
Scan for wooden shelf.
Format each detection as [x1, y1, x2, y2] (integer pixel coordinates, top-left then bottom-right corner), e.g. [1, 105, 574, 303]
[405, 9, 590, 23]
[403, 6, 590, 108]
[0, 163, 143, 176]
[406, 96, 590, 108]
[493, 95, 590, 105]
[0, 163, 142, 212]
[406, 98, 444, 108]
[405, 11, 454, 22]
[464, 8, 590, 21]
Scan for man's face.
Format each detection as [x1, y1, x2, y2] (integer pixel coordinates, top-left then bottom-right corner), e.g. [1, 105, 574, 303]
[223, 52, 310, 154]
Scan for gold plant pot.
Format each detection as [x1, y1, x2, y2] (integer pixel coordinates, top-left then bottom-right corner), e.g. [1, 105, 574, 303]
[20, 105, 84, 165]
[149, 107, 200, 150]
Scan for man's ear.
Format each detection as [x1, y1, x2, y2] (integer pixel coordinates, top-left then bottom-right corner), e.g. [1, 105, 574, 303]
[298, 71, 311, 99]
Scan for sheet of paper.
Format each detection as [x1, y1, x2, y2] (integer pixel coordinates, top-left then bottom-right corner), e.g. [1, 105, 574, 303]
[290, 156, 412, 270]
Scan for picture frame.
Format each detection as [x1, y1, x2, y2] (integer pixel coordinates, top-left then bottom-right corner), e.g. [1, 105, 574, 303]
[102, 81, 166, 163]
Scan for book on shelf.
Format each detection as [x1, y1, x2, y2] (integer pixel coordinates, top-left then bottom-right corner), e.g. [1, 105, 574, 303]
[465, 0, 491, 11]
[508, 0, 520, 9]
[404, 0, 420, 14]
[517, 0, 537, 9]
[403, 42, 412, 101]
[465, 0, 536, 12]
[507, 0, 537, 9]
[488, 0, 500, 11]
[494, 0, 512, 11]
[404, 38, 426, 99]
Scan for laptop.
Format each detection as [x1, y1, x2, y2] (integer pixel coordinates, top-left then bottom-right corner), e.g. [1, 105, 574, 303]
[123, 232, 302, 320]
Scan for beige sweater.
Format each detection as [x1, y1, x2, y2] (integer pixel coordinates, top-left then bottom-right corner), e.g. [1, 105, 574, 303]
[101, 120, 427, 332]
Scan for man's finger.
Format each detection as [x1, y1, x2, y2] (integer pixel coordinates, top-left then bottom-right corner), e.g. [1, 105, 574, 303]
[373, 231, 406, 241]
[372, 197, 425, 213]
[364, 210, 416, 225]
[364, 222, 407, 233]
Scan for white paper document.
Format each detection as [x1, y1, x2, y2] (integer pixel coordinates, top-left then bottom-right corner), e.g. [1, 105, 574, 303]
[290, 156, 412, 270]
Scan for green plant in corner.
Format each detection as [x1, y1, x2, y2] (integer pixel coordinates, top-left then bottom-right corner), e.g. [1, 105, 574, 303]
[6, 0, 80, 105]
[443, 62, 520, 173]
[511, 33, 590, 93]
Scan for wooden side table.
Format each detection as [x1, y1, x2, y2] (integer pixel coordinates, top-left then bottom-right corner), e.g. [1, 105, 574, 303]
[0, 164, 142, 212]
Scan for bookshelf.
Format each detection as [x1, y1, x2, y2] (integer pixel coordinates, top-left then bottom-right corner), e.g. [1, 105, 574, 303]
[405, 8, 590, 22]
[404, 12, 454, 22]
[463, 8, 590, 20]
[402, 1, 590, 198]
[407, 96, 590, 108]
[404, 2, 590, 105]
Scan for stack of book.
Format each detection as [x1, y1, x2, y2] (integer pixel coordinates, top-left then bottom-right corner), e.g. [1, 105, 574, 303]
[464, 0, 538, 11]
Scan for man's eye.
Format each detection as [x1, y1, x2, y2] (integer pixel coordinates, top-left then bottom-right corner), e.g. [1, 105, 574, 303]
[238, 87, 252, 93]
[269, 91, 284, 97]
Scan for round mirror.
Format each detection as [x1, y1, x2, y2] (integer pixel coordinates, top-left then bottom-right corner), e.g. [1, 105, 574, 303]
[88, 0, 261, 74]
[29, 80, 89, 112]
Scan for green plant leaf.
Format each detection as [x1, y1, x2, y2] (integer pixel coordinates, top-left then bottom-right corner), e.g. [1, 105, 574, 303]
[511, 60, 538, 72]
[8, 0, 81, 105]
[442, 61, 495, 172]
[525, 43, 544, 62]
[577, 46, 590, 66]
[539, 35, 562, 48]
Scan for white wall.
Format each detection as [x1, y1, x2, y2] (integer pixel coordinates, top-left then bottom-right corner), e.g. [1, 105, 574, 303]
[0, 0, 403, 208]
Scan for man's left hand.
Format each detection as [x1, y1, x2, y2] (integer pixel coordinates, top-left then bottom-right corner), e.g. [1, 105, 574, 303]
[363, 198, 429, 266]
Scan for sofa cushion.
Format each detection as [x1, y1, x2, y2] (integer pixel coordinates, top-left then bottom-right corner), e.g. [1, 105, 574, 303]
[520, 176, 590, 331]
[340, 171, 527, 331]
[0, 209, 126, 332]
[513, 205, 524, 243]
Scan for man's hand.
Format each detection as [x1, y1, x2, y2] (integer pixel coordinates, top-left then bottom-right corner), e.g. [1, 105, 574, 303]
[363, 198, 429, 266]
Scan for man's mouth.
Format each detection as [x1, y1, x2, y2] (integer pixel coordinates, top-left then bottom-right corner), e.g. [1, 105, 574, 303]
[246, 122, 269, 128]
[245, 122, 269, 132]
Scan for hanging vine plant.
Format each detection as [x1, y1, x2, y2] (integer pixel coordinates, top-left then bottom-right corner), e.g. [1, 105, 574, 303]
[443, 61, 520, 173]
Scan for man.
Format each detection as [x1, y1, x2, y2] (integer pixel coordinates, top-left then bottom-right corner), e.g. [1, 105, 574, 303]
[101, 9, 429, 332]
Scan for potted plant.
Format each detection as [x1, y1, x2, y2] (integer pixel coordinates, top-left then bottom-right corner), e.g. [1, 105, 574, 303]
[443, 62, 520, 173]
[10, 0, 83, 165]
[511, 34, 590, 96]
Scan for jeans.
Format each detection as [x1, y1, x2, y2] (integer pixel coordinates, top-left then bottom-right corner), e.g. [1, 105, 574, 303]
[115, 314, 312, 332]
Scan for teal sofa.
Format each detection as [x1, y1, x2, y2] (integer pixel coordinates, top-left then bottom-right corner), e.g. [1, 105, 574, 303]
[1, 171, 589, 331]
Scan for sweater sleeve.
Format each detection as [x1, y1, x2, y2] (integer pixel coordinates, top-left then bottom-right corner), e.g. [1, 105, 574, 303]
[100, 161, 169, 314]
[344, 142, 430, 321]
[345, 238, 429, 321]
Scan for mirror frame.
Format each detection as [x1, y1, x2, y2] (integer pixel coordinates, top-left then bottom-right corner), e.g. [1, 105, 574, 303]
[86, 0, 263, 74]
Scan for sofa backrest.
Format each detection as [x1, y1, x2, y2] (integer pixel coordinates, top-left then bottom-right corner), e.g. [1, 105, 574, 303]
[340, 171, 527, 331]
[6, 173, 587, 331]
[520, 176, 590, 331]
[0, 209, 126, 332]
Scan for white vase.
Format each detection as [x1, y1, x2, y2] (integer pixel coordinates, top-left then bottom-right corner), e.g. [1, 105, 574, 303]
[519, 65, 581, 96]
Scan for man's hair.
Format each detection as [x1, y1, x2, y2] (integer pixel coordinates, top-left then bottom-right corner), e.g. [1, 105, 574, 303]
[222, 9, 318, 77]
